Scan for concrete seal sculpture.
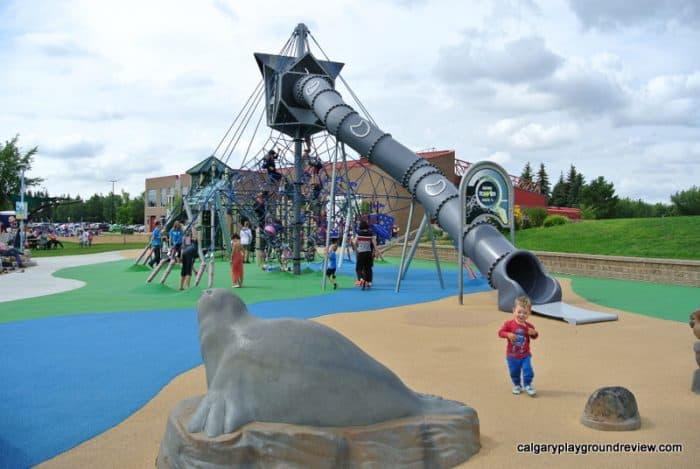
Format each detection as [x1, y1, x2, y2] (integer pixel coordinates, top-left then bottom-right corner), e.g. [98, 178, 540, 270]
[158, 289, 480, 468]
[188, 288, 467, 436]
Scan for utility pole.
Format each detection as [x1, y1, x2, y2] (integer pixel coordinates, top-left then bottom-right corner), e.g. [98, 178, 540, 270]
[108, 179, 118, 224]
[19, 167, 26, 251]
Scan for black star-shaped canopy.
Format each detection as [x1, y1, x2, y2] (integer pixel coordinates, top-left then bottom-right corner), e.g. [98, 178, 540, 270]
[254, 51, 344, 138]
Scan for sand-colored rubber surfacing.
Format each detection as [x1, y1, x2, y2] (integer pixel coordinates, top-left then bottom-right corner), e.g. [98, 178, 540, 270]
[37, 279, 699, 469]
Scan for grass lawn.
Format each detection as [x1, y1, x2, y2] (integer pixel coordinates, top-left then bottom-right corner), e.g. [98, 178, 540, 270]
[513, 215, 700, 260]
[29, 241, 147, 257]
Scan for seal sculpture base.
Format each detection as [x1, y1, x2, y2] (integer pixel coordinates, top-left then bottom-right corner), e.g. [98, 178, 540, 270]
[157, 394, 480, 469]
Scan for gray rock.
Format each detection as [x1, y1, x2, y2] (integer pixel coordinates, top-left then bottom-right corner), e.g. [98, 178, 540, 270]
[581, 386, 641, 431]
[157, 395, 480, 468]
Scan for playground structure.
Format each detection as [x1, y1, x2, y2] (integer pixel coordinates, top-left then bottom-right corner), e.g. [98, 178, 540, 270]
[251, 24, 559, 310]
[136, 23, 617, 321]
[138, 24, 420, 283]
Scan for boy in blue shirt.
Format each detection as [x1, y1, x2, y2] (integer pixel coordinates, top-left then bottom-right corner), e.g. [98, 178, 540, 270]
[325, 243, 338, 290]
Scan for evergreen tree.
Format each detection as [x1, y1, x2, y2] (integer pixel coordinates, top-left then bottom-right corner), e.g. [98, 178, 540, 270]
[550, 172, 568, 207]
[580, 176, 618, 218]
[536, 162, 551, 202]
[566, 165, 584, 207]
[520, 161, 534, 186]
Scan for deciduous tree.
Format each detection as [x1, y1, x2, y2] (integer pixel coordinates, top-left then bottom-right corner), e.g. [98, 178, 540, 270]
[0, 135, 43, 210]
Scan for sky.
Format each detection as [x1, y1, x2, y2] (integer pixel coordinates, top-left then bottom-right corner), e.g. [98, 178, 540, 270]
[1, 0, 698, 204]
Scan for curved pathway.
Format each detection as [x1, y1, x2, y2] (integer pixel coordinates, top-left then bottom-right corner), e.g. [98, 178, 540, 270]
[0, 252, 125, 303]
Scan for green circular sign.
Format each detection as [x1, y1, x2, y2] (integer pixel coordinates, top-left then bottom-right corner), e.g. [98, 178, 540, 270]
[476, 178, 500, 208]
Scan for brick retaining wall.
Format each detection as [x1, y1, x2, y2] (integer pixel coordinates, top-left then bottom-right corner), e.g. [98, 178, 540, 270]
[382, 244, 700, 287]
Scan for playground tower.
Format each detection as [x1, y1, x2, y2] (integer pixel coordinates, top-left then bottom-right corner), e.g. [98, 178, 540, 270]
[254, 23, 561, 310]
[254, 24, 344, 274]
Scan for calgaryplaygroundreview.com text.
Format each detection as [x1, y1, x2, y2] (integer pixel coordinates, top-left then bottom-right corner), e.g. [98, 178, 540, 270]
[516, 442, 684, 455]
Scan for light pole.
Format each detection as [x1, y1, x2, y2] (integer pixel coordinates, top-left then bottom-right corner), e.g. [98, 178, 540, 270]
[108, 179, 118, 224]
[19, 167, 26, 251]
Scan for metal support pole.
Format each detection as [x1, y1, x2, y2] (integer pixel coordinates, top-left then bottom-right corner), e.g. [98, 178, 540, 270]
[293, 136, 303, 275]
[401, 214, 429, 280]
[337, 144, 353, 269]
[321, 142, 340, 289]
[396, 212, 430, 292]
[208, 205, 215, 288]
[394, 200, 415, 292]
[428, 215, 444, 289]
[19, 168, 26, 252]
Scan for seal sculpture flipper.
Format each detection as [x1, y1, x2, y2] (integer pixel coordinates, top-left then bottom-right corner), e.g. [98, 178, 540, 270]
[188, 289, 448, 437]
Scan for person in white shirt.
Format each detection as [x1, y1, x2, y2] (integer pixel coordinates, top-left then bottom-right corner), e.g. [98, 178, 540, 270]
[239, 220, 253, 263]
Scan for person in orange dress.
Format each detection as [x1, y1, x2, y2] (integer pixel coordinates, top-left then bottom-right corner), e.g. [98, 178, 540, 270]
[230, 234, 244, 288]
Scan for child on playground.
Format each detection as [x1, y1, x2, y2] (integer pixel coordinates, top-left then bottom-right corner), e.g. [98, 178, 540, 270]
[230, 234, 244, 288]
[325, 243, 338, 290]
[498, 296, 539, 396]
[148, 221, 162, 267]
[169, 221, 184, 261]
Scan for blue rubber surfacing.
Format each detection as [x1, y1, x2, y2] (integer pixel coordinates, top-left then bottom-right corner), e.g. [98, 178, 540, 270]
[0, 264, 490, 468]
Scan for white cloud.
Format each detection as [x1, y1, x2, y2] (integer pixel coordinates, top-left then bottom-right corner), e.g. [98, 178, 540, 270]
[486, 151, 513, 166]
[436, 35, 563, 84]
[0, 0, 698, 206]
[488, 118, 579, 150]
[568, 0, 700, 30]
[614, 72, 700, 126]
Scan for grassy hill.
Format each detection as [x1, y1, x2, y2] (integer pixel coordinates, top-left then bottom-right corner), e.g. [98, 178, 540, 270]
[513, 215, 700, 260]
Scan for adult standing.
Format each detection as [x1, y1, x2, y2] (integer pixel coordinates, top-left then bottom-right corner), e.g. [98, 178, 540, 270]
[239, 220, 252, 263]
[353, 220, 377, 290]
[179, 237, 198, 290]
[148, 221, 162, 268]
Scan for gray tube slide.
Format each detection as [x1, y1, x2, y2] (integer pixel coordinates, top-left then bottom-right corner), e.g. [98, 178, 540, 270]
[295, 75, 561, 311]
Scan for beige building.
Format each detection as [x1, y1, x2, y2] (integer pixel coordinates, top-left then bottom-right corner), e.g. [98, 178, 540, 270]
[144, 173, 192, 231]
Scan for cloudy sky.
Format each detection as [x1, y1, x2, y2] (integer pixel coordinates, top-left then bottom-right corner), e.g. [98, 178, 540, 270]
[1, 0, 698, 204]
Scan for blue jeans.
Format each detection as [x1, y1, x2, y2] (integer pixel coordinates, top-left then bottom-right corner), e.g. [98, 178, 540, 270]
[506, 355, 534, 387]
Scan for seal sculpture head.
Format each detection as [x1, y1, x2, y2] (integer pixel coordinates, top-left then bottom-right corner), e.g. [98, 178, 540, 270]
[187, 289, 460, 437]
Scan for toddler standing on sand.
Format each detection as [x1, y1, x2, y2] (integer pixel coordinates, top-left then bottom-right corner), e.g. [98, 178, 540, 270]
[498, 296, 539, 396]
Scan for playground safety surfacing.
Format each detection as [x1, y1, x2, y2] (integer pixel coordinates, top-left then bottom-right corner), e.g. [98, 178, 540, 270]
[0, 255, 697, 468]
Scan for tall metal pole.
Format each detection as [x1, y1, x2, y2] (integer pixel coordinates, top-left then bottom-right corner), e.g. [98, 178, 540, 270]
[109, 179, 118, 224]
[19, 168, 26, 251]
[293, 136, 303, 275]
[291, 23, 308, 275]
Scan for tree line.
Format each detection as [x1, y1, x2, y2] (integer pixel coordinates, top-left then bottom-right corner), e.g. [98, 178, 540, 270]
[3, 135, 699, 224]
[519, 161, 700, 219]
[1, 135, 144, 225]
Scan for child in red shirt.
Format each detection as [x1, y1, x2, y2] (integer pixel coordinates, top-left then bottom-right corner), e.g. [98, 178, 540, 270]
[498, 296, 539, 396]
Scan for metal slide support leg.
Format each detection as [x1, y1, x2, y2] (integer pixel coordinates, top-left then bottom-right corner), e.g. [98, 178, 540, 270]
[402, 214, 429, 280]
[428, 216, 444, 289]
[396, 212, 428, 292]
[394, 200, 415, 292]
